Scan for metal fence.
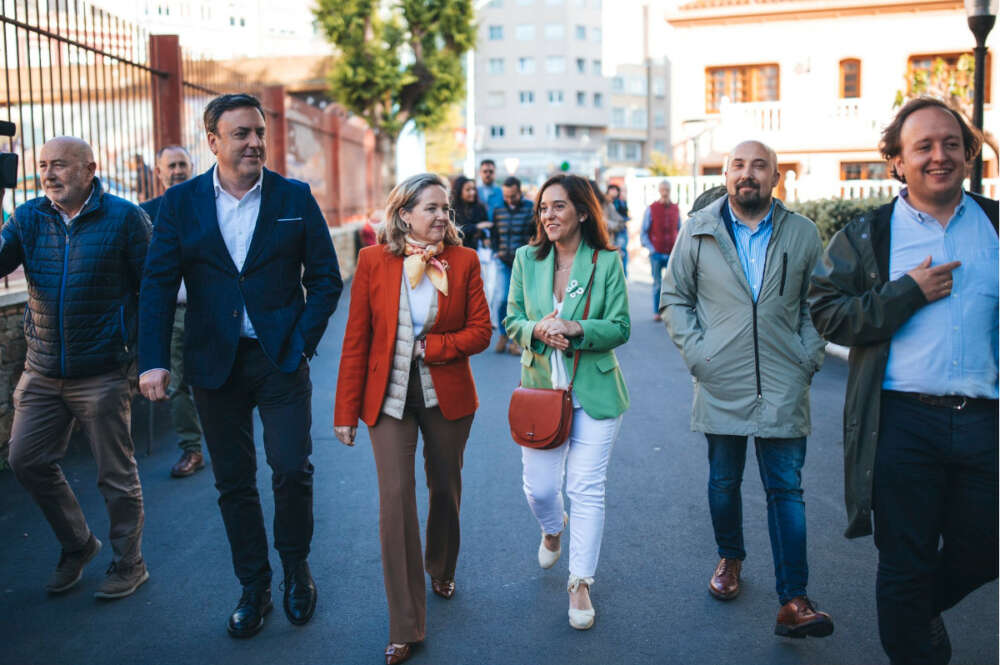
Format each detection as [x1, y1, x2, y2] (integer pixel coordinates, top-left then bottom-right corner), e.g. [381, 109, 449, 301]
[181, 56, 257, 175]
[1, 0, 160, 212]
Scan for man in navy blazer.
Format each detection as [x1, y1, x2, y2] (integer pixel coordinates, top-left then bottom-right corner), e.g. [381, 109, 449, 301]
[138, 94, 342, 638]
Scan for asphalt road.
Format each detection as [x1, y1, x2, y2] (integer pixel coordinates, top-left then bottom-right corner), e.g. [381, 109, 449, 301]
[1, 281, 996, 665]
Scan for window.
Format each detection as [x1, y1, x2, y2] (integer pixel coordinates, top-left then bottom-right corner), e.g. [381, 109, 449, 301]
[653, 111, 665, 128]
[624, 142, 640, 161]
[488, 25, 503, 40]
[548, 90, 564, 104]
[546, 56, 566, 73]
[520, 125, 535, 136]
[839, 58, 861, 98]
[607, 141, 622, 160]
[592, 27, 601, 42]
[488, 58, 505, 74]
[627, 76, 646, 94]
[487, 91, 506, 108]
[239, 17, 245, 26]
[840, 161, 888, 180]
[592, 59, 602, 75]
[576, 58, 586, 74]
[653, 140, 666, 153]
[705, 63, 779, 113]
[611, 107, 626, 127]
[519, 90, 535, 104]
[611, 76, 624, 92]
[490, 125, 506, 138]
[593, 92, 603, 107]
[487, 0, 502, 6]
[653, 78, 665, 97]
[544, 24, 564, 39]
[576, 91, 586, 106]
[564, 126, 577, 138]
[908, 52, 991, 102]
[631, 109, 647, 129]
[515, 24, 535, 40]
[575, 25, 586, 40]
[518, 57, 536, 74]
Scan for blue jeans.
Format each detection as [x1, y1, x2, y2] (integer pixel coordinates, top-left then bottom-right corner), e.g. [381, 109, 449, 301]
[873, 391, 998, 665]
[706, 434, 808, 604]
[492, 258, 513, 337]
[615, 229, 629, 279]
[649, 252, 670, 313]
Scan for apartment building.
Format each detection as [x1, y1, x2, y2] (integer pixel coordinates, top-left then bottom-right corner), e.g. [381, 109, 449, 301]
[475, 0, 609, 183]
[606, 60, 671, 169]
[666, 0, 998, 200]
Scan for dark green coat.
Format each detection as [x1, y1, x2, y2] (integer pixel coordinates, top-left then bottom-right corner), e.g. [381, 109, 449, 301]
[808, 193, 999, 538]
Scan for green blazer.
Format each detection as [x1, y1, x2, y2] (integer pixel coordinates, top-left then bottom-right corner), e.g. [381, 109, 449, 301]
[504, 242, 630, 420]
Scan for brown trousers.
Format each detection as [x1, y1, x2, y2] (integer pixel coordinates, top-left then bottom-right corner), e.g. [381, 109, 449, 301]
[368, 363, 473, 644]
[8, 365, 144, 565]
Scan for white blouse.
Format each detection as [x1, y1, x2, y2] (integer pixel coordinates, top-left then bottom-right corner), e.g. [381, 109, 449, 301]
[405, 272, 436, 335]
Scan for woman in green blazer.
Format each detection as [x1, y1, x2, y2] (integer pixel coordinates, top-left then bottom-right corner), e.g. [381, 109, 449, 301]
[504, 174, 630, 631]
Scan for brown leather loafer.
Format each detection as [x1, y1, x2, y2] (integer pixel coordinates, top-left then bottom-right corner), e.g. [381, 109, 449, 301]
[431, 578, 455, 599]
[506, 341, 522, 356]
[171, 450, 205, 478]
[494, 335, 509, 353]
[775, 596, 834, 639]
[385, 643, 412, 665]
[708, 557, 742, 600]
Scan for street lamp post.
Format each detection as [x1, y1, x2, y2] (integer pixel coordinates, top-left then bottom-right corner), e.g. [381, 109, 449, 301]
[681, 118, 708, 199]
[966, 0, 998, 194]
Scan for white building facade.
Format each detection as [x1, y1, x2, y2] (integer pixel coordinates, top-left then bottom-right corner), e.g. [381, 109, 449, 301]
[475, 0, 609, 183]
[666, 0, 998, 201]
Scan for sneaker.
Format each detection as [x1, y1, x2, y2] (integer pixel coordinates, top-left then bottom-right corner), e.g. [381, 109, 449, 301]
[46, 533, 102, 593]
[94, 559, 149, 600]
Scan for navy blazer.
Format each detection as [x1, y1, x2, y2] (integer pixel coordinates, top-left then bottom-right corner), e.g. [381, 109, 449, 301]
[138, 167, 343, 389]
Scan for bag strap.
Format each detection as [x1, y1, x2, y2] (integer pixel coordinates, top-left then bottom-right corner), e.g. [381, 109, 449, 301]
[567, 249, 599, 390]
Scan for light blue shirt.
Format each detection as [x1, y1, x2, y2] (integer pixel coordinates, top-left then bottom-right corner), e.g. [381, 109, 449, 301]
[727, 200, 774, 301]
[883, 190, 999, 398]
[478, 183, 504, 218]
[213, 165, 263, 339]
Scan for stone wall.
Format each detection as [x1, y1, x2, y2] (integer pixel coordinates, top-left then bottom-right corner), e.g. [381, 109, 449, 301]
[0, 291, 28, 466]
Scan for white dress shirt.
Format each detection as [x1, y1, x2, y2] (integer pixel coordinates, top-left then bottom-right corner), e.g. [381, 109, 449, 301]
[213, 165, 263, 338]
[52, 185, 94, 226]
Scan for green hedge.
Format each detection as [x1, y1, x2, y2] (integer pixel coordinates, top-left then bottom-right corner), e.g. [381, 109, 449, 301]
[790, 196, 891, 245]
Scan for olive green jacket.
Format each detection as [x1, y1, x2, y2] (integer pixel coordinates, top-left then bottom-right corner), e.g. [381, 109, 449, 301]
[660, 196, 826, 438]
[808, 194, 999, 538]
[504, 242, 630, 420]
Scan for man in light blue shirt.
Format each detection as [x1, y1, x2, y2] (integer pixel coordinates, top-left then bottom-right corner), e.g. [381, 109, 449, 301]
[808, 97, 998, 665]
[476, 159, 503, 219]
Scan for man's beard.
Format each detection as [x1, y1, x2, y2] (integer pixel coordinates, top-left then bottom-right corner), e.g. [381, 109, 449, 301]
[731, 180, 769, 215]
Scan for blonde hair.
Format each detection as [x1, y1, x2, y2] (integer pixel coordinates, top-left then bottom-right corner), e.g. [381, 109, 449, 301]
[379, 173, 462, 255]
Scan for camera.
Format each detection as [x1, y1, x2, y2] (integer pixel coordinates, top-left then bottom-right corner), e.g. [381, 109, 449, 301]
[0, 121, 18, 189]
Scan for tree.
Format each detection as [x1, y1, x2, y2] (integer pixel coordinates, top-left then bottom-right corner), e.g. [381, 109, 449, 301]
[314, 0, 476, 189]
[648, 151, 687, 177]
[895, 54, 998, 166]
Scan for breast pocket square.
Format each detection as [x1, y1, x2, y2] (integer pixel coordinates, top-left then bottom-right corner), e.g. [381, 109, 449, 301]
[276, 216, 303, 222]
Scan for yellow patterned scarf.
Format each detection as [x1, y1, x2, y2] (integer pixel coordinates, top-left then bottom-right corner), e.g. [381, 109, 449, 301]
[403, 237, 449, 295]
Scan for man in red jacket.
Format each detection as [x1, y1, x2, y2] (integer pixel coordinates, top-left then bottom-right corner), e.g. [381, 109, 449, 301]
[641, 181, 680, 320]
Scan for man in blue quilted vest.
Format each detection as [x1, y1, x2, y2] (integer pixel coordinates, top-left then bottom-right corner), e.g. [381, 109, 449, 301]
[3, 136, 152, 600]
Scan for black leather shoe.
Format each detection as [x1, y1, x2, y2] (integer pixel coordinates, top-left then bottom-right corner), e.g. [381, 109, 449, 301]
[283, 560, 317, 626]
[227, 586, 272, 638]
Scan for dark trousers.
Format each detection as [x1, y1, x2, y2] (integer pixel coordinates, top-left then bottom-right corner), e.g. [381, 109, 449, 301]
[873, 391, 999, 665]
[193, 338, 314, 589]
[368, 363, 473, 644]
[9, 365, 144, 565]
[706, 434, 808, 604]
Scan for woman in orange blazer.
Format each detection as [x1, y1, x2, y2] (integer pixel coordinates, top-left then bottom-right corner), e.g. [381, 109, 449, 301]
[334, 173, 492, 665]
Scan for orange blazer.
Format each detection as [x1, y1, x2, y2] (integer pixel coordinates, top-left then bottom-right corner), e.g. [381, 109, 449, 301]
[334, 244, 492, 427]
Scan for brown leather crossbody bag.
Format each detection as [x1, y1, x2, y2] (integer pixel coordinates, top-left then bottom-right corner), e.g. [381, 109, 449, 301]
[508, 250, 598, 449]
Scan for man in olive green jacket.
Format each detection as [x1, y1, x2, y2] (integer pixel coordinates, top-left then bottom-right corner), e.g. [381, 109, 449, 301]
[661, 140, 832, 640]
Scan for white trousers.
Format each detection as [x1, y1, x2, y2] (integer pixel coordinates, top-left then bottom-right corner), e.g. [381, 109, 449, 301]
[521, 406, 622, 579]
